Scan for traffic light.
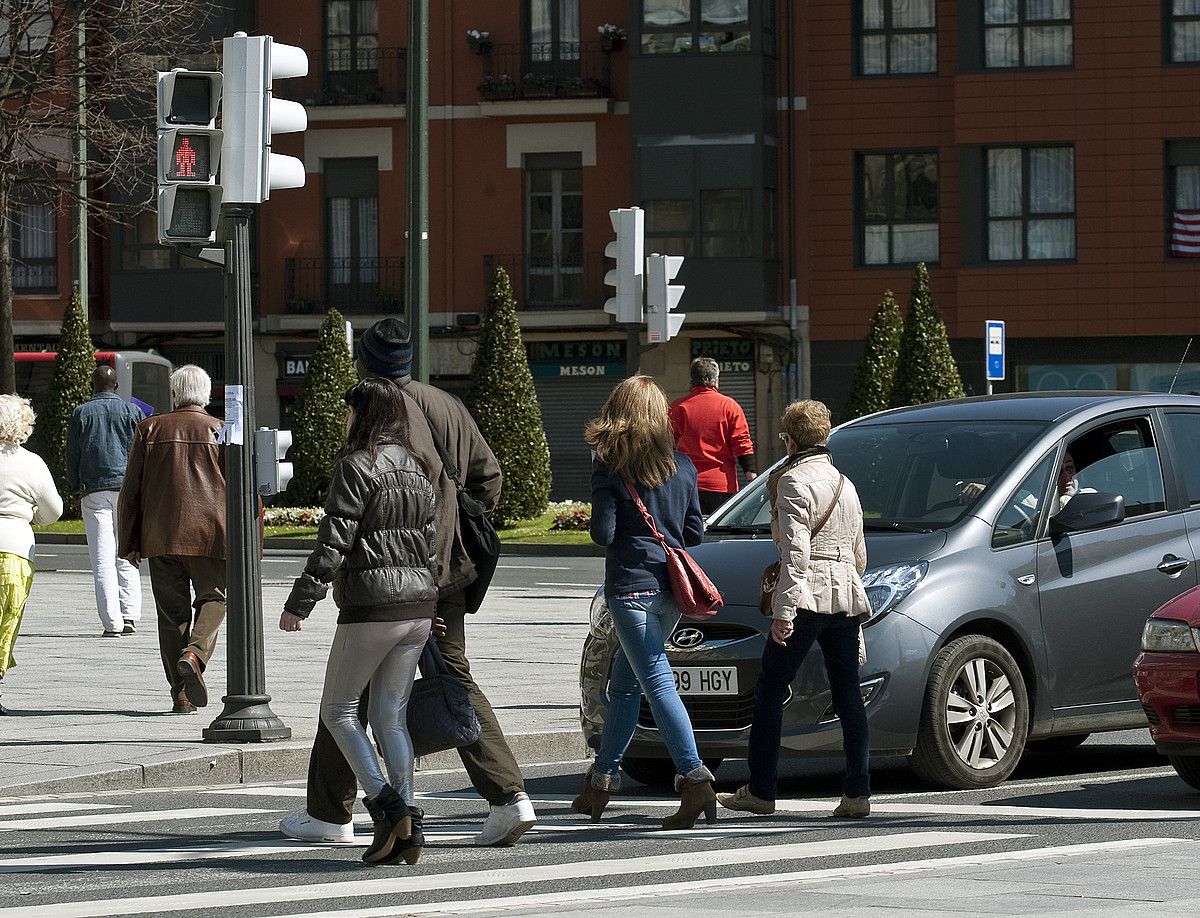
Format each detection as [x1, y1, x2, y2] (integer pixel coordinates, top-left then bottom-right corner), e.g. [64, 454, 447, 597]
[254, 428, 294, 496]
[156, 70, 224, 244]
[603, 207, 644, 324]
[646, 253, 686, 343]
[222, 33, 309, 204]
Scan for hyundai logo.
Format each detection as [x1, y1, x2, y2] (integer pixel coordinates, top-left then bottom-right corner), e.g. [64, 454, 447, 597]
[670, 627, 705, 649]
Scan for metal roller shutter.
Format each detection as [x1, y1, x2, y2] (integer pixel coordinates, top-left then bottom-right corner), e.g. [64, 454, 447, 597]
[719, 373, 758, 450]
[535, 377, 618, 502]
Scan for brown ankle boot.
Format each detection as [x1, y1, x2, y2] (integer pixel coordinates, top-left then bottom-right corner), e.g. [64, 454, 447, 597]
[662, 766, 717, 830]
[571, 767, 616, 822]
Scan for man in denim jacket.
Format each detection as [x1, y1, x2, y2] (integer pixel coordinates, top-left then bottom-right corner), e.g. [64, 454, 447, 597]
[67, 366, 145, 636]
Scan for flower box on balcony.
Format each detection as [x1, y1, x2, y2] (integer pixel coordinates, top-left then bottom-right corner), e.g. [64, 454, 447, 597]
[467, 30, 492, 55]
[520, 74, 557, 99]
[478, 75, 518, 100]
[559, 77, 603, 98]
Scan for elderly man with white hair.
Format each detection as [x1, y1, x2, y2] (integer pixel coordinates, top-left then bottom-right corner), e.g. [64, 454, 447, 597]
[118, 365, 227, 714]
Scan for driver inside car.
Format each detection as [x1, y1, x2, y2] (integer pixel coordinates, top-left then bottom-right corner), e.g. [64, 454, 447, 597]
[961, 450, 1088, 515]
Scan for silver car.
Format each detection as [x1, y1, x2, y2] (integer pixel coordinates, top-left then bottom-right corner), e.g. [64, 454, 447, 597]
[580, 393, 1200, 789]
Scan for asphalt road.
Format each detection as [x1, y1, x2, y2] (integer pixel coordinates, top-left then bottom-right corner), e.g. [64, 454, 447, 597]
[1, 741, 1198, 917]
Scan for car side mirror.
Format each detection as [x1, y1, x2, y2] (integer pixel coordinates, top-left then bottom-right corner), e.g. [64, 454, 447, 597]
[1050, 491, 1125, 535]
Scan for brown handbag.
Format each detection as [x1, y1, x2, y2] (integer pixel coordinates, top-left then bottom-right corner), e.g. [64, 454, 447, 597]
[623, 478, 723, 621]
[759, 472, 845, 617]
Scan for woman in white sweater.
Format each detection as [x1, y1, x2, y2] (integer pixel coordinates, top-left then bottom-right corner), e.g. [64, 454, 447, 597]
[0, 394, 63, 714]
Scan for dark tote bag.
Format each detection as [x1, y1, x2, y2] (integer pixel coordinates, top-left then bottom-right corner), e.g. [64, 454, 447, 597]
[407, 636, 482, 757]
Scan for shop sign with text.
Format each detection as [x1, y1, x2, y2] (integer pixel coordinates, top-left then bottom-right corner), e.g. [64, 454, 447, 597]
[527, 340, 627, 378]
[691, 338, 755, 374]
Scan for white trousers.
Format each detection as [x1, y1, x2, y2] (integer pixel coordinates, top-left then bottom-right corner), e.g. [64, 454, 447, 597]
[81, 490, 142, 632]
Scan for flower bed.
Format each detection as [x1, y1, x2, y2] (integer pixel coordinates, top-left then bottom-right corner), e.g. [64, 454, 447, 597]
[549, 500, 591, 531]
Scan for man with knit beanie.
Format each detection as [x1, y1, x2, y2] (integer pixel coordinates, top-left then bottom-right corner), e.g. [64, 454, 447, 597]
[280, 318, 536, 847]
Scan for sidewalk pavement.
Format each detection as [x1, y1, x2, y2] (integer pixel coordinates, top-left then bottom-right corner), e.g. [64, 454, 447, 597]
[0, 557, 598, 797]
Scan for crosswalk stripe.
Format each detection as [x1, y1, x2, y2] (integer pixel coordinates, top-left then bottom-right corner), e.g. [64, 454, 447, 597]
[0, 831, 1025, 918]
[0, 803, 128, 819]
[0, 841, 333, 873]
[198, 787, 308, 798]
[275, 837, 1180, 918]
[0, 808, 280, 833]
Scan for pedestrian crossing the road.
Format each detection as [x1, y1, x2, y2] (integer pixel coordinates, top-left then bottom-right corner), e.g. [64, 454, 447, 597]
[0, 780, 1197, 917]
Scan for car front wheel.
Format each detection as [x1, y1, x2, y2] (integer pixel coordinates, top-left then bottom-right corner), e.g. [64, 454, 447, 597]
[1168, 755, 1200, 791]
[909, 635, 1030, 790]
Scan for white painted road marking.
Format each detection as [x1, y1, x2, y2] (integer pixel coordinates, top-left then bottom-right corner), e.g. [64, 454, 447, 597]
[0, 808, 280, 832]
[0, 841, 337, 873]
[0, 803, 127, 818]
[0, 831, 1025, 917]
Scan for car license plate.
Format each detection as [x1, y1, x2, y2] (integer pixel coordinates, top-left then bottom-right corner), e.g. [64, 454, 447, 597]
[672, 667, 738, 696]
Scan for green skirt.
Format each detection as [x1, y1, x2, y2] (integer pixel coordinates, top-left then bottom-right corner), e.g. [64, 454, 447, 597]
[0, 552, 34, 679]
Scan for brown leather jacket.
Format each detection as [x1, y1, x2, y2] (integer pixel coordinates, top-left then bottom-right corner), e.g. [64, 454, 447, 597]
[118, 406, 226, 560]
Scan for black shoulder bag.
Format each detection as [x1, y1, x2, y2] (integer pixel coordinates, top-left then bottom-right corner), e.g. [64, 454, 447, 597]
[407, 636, 482, 756]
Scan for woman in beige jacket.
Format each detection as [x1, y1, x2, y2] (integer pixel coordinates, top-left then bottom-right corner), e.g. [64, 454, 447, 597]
[718, 400, 873, 818]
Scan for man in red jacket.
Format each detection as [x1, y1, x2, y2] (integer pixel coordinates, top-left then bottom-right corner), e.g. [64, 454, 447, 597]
[669, 357, 757, 514]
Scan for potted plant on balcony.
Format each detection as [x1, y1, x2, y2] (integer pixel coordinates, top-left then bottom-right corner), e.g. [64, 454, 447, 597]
[467, 29, 492, 55]
[559, 75, 602, 98]
[478, 73, 517, 100]
[520, 72, 557, 99]
[598, 23, 627, 52]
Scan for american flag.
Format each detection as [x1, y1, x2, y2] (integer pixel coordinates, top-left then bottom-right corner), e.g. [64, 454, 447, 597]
[1171, 210, 1200, 257]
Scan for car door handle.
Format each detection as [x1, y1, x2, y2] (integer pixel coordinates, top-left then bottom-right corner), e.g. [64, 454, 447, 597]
[1017, 574, 1036, 586]
[1157, 555, 1190, 576]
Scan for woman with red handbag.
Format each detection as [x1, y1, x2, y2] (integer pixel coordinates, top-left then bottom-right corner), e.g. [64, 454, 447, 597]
[574, 375, 714, 829]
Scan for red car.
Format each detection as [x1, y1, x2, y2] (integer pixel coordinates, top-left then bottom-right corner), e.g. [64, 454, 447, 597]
[1133, 586, 1200, 791]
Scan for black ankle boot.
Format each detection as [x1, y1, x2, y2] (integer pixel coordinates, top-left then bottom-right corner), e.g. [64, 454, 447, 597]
[362, 785, 412, 864]
[382, 804, 424, 865]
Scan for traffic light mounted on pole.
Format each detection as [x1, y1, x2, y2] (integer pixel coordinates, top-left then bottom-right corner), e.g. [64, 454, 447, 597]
[254, 428, 294, 496]
[646, 253, 686, 343]
[156, 70, 223, 244]
[603, 207, 645, 324]
[221, 33, 308, 203]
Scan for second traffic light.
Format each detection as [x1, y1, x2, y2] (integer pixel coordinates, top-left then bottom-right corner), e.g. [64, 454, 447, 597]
[646, 253, 686, 343]
[603, 207, 644, 324]
[156, 69, 224, 244]
[254, 428, 294, 496]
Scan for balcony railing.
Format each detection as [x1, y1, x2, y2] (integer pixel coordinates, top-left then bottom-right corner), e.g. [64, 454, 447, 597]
[484, 253, 606, 308]
[478, 42, 611, 101]
[294, 47, 407, 107]
[284, 257, 404, 315]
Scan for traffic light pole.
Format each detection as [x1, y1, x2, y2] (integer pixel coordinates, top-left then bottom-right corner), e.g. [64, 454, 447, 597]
[624, 323, 642, 375]
[203, 201, 290, 743]
[406, 0, 430, 382]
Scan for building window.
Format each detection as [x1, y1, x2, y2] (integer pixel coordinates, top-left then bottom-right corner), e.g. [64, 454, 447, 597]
[986, 146, 1075, 261]
[1167, 141, 1200, 257]
[701, 189, 751, 257]
[528, 0, 580, 67]
[641, 0, 750, 54]
[984, 0, 1072, 68]
[324, 158, 380, 305]
[9, 193, 57, 291]
[121, 212, 172, 271]
[644, 199, 695, 256]
[859, 0, 937, 75]
[525, 156, 583, 305]
[1169, 0, 1200, 63]
[859, 151, 938, 265]
[324, 1, 379, 84]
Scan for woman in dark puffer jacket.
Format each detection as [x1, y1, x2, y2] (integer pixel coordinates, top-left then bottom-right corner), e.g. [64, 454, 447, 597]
[280, 377, 438, 866]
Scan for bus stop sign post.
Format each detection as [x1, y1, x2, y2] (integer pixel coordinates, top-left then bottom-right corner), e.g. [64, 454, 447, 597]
[986, 319, 1005, 396]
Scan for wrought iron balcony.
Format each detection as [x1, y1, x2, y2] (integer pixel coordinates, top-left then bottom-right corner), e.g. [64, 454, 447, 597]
[295, 47, 407, 107]
[483, 253, 606, 309]
[284, 257, 404, 315]
[478, 41, 612, 101]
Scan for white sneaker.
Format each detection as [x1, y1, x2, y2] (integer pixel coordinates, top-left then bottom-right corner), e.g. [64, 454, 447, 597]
[473, 792, 536, 846]
[279, 810, 356, 844]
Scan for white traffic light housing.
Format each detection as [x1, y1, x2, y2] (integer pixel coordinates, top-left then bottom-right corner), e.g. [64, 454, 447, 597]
[254, 428, 294, 496]
[646, 253, 686, 343]
[603, 207, 644, 324]
[156, 70, 223, 243]
[222, 33, 309, 203]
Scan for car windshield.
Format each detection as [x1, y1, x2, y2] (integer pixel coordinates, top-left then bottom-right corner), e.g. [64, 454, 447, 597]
[707, 419, 1050, 532]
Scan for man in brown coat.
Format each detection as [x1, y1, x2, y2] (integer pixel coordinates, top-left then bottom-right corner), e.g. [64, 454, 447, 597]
[117, 365, 225, 715]
[280, 318, 537, 847]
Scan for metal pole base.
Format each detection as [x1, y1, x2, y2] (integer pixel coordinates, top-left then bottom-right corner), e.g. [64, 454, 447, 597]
[202, 695, 292, 743]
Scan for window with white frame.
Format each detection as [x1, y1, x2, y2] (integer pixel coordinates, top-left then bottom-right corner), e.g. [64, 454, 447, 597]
[984, 0, 1072, 68]
[859, 0, 937, 75]
[986, 146, 1075, 261]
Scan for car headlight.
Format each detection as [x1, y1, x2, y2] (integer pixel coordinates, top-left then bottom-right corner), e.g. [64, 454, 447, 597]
[861, 561, 928, 625]
[589, 590, 613, 638]
[1141, 618, 1200, 653]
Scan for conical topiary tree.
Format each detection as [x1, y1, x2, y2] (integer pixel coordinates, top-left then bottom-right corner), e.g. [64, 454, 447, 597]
[37, 289, 95, 517]
[890, 262, 965, 407]
[844, 289, 903, 419]
[468, 267, 551, 526]
[285, 308, 357, 506]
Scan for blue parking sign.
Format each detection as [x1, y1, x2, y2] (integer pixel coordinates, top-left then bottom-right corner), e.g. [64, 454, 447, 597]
[986, 320, 1005, 381]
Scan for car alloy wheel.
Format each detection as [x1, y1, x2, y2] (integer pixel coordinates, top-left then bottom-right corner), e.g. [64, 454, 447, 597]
[910, 635, 1030, 790]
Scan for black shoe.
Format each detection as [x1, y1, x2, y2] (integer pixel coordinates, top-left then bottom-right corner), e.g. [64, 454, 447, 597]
[101, 630, 121, 638]
[122, 621, 136, 635]
[176, 651, 208, 707]
[362, 785, 420, 865]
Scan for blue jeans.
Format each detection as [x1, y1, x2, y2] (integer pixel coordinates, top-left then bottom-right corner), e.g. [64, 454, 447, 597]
[747, 612, 870, 800]
[595, 590, 704, 777]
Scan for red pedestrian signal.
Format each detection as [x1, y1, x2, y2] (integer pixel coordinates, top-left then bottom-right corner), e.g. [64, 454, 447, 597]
[167, 134, 211, 181]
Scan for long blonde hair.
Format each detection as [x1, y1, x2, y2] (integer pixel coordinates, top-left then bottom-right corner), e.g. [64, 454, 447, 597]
[585, 376, 677, 488]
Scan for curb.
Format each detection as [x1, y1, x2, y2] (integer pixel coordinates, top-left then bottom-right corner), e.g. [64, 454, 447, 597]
[36, 532, 604, 558]
[0, 730, 590, 798]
